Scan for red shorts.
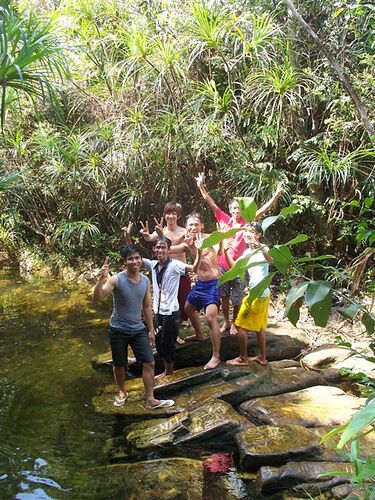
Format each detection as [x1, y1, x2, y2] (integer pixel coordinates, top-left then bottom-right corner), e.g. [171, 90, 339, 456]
[178, 274, 191, 321]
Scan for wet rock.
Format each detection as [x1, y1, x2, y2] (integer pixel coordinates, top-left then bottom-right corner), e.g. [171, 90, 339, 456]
[257, 461, 352, 492]
[91, 326, 309, 372]
[301, 345, 375, 380]
[239, 386, 366, 427]
[126, 399, 252, 451]
[220, 365, 326, 406]
[88, 457, 204, 498]
[236, 425, 323, 469]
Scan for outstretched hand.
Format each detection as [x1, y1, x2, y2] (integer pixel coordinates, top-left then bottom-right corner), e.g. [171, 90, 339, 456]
[100, 256, 110, 279]
[140, 220, 150, 239]
[195, 172, 205, 189]
[154, 216, 164, 237]
[122, 221, 133, 242]
[194, 233, 204, 250]
[275, 182, 284, 196]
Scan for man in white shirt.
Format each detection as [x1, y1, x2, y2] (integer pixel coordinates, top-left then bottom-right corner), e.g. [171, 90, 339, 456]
[143, 236, 199, 378]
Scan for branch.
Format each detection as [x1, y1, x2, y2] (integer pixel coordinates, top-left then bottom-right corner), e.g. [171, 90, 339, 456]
[281, 0, 375, 147]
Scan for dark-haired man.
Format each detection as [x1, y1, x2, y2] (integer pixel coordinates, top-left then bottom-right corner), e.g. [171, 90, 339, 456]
[92, 245, 174, 409]
[196, 173, 283, 335]
[140, 201, 191, 335]
[143, 236, 200, 378]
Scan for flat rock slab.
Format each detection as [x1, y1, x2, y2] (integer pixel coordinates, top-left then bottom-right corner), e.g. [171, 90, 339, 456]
[91, 326, 309, 372]
[126, 399, 252, 451]
[257, 461, 352, 492]
[235, 425, 323, 469]
[301, 344, 375, 380]
[239, 386, 367, 427]
[88, 458, 204, 498]
[92, 364, 326, 418]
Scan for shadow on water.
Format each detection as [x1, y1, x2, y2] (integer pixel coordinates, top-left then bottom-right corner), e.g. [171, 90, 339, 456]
[0, 271, 264, 499]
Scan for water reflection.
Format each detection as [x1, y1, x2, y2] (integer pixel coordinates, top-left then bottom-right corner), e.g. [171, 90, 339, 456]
[0, 270, 111, 498]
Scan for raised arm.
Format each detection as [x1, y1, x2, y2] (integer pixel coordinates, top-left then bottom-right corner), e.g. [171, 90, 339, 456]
[122, 221, 133, 244]
[92, 257, 117, 302]
[254, 183, 284, 220]
[195, 172, 219, 213]
[140, 221, 159, 242]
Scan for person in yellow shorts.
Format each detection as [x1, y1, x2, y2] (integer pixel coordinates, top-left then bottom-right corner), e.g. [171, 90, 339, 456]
[225, 222, 273, 366]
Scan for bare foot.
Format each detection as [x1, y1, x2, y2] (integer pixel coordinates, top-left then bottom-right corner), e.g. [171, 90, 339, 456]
[230, 324, 238, 335]
[204, 357, 221, 370]
[226, 357, 248, 366]
[176, 337, 186, 345]
[219, 322, 231, 333]
[250, 356, 267, 366]
[184, 334, 204, 342]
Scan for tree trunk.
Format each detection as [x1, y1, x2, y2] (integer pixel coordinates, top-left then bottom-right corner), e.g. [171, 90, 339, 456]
[282, 0, 375, 147]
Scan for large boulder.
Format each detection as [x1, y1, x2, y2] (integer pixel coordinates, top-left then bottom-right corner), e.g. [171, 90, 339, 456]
[91, 325, 310, 372]
[239, 386, 366, 427]
[235, 425, 323, 469]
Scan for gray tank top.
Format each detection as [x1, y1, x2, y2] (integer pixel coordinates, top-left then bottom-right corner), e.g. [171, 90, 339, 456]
[110, 272, 149, 331]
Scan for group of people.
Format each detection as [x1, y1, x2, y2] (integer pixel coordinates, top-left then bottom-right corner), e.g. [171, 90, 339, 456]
[92, 174, 283, 408]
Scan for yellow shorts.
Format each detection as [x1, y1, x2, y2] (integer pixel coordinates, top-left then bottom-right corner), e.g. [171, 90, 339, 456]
[235, 295, 270, 332]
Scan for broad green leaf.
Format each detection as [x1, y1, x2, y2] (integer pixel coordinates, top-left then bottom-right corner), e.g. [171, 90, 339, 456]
[337, 399, 375, 448]
[283, 280, 309, 324]
[268, 245, 292, 274]
[361, 311, 375, 335]
[247, 272, 276, 304]
[262, 215, 279, 233]
[218, 251, 261, 285]
[201, 227, 243, 249]
[364, 196, 373, 208]
[285, 234, 308, 246]
[338, 303, 363, 320]
[236, 197, 257, 222]
[305, 281, 333, 307]
[279, 203, 301, 217]
[294, 255, 335, 263]
[309, 291, 332, 327]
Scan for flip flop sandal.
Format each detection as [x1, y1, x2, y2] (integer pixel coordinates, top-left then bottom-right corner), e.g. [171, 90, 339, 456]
[147, 399, 175, 410]
[113, 392, 129, 407]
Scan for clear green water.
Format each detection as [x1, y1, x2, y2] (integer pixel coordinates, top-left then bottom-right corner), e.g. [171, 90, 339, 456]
[0, 270, 257, 500]
[0, 270, 114, 498]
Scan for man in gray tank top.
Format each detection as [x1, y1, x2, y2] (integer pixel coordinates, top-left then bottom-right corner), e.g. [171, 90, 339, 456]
[93, 244, 174, 409]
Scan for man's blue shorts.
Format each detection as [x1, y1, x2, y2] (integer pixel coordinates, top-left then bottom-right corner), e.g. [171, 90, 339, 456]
[187, 278, 220, 312]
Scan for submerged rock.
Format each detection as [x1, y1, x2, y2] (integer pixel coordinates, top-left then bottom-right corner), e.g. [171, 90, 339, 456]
[235, 425, 323, 469]
[239, 386, 366, 427]
[91, 326, 309, 372]
[88, 457, 204, 499]
[257, 461, 352, 493]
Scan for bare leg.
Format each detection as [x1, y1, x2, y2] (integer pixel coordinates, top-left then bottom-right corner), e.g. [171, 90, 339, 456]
[113, 366, 127, 398]
[227, 327, 249, 366]
[155, 361, 173, 380]
[183, 302, 204, 341]
[230, 305, 240, 335]
[204, 304, 221, 369]
[250, 328, 267, 365]
[220, 296, 231, 332]
[142, 361, 162, 408]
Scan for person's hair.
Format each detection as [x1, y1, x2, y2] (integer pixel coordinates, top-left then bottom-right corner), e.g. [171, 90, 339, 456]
[186, 212, 203, 224]
[250, 221, 263, 235]
[153, 236, 172, 248]
[119, 244, 142, 260]
[163, 201, 182, 218]
[228, 198, 238, 209]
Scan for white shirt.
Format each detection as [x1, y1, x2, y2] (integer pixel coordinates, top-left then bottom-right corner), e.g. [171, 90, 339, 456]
[244, 246, 270, 298]
[143, 258, 187, 315]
